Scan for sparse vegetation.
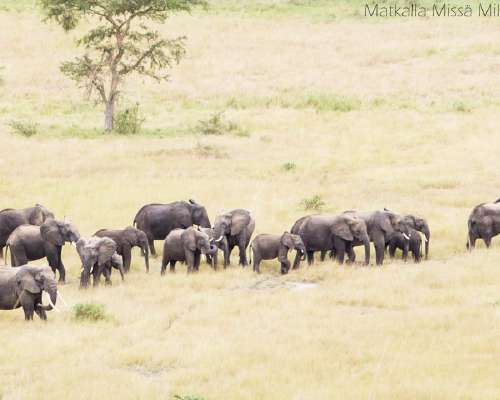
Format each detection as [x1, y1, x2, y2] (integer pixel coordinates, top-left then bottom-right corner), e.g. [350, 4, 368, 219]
[73, 303, 110, 322]
[300, 195, 325, 211]
[196, 111, 249, 137]
[114, 103, 145, 135]
[282, 161, 296, 171]
[8, 120, 38, 137]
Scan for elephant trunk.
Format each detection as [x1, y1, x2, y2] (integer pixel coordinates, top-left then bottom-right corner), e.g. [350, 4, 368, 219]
[363, 238, 370, 266]
[423, 229, 430, 259]
[40, 282, 57, 311]
[142, 243, 150, 273]
[207, 244, 218, 255]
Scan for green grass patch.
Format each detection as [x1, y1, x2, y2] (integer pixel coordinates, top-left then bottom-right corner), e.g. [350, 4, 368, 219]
[8, 120, 38, 137]
[73, 302, 111, 322]
[300, 194, 325, 211]
[195, 111, 249, 137]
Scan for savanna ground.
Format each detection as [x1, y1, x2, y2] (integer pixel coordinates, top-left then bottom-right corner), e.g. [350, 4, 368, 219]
[1, 0, 500, 399]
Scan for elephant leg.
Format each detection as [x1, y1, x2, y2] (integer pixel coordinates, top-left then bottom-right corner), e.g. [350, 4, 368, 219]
[47, 251, 63, 283]
[161, 258, 167, 275]
[253, 256, 261, 273]
[280, 259, 291, 274]
[306, 251, 314, 265]
[402, 240, 409, 262]
[92, 263, 101, 287]
[35, 305, 47, 321]
[104, 265, 112, 286]
[334, 237, 345, 265]
[345, 242, 355, 264]
[320, 250, 327, 262]
[185, 251, 195, 274]
[484, 236, 492, 248]
[0, 246, 3, 260]
[194, 252, 201, 272]
[388, 241, 397, 258]
[206, 254, 213, 267]
[374, 239, 385, 266]
[11, 244, 27, 267]
[147, 233, 156, 257]
[20, 294, 34, 321]
[238, 236, 249, 266]
[170, 260, 176, 272]
[212, 252, 218, 270]
[122, 246, 132, 273]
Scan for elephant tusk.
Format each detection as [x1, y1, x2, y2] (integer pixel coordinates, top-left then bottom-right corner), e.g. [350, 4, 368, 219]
[215, 236, 224, 242]
[46, 294, 60, 313]
[403, 233, 410, 240]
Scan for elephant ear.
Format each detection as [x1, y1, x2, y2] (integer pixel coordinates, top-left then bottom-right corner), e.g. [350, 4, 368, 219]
[97, 238, 117, 265]
[280, 232, 294, 249]
[183, 229, 197, 251]
[40, 219, 64, 246]
[380, 213, 395, 235]
[332, 217, 354, 241]
[230, 212, 250, 236]
[123, 227, 138, 246]
[16, 268, 41, 294]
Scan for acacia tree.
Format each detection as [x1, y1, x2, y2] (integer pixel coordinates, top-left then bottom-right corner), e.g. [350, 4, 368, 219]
[40, 0, 205, 131]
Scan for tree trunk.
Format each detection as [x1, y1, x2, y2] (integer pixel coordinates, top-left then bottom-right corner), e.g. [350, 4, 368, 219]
[104, 99, 115, 132]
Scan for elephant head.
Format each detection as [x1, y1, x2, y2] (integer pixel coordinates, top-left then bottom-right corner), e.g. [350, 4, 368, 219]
[334, 215, 371, 265]
[188, 199, 211, 228]
[213, 210, 252, 242]
[76, 236, 117, 288]
[40, 219, 80, 246]
[281, 232, 306, 254]
[183, 227, 217, 255]
[404, 215, 430, 259]
[380, 211, 410, 241]
[16, 265, 57, 311]
[123, 226, 149, 272]
[29, 204, 55, 226]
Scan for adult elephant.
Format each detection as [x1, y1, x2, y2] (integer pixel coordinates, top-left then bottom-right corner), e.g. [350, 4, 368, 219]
[6, 219, 80, 283]
[76, 236, 124, 288]
[344, 210, 410, 266]
[0, 204, 54, 260]
[133, 199, 211, 257]
[161, 227, 218, 274]
[0, 264, 58, 321]
[94, 227, 149, 273]
[212, 209, 255, 266]
[467, 200, 500, 249]
[402, 214, 430, 259]
[291, 214, 370, 268]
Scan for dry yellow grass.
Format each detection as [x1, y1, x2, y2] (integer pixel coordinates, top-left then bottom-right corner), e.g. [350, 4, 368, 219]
[0, 2, 500, 399]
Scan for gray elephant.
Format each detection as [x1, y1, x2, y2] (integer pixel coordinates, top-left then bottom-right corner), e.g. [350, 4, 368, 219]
[6, 219, 80, 283]
[76, 236, 124, 288]
[250, 232, 306, 274]
[200, 227, 229, 270]
[383, 210, 430, 259]
[466, 200, 500, 250]
[0, 204, 54, 260]
[387, 228, 422, 263]
[161, 227, 218, 274]
[94, 227, 149, 273]
[133, 199, 211, 257]
[0, 264, 58, 321]
[344, 210, 410, 266]
[212, 209, 255, 266]
[291, 214, 370, 268]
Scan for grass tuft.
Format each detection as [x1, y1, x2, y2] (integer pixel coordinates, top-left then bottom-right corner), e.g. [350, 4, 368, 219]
[8, 120, 38, 137]
[72, 303, 111, 322]
[300, 194, 325, 211]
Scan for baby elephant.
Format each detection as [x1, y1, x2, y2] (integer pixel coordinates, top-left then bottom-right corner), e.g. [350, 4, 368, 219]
[161, 227, 218, 275]
[250, 232, 306, 274]
[387, 228, 422, 263]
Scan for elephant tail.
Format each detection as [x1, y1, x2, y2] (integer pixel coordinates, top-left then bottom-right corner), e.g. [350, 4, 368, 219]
[248, 244, 252, 264]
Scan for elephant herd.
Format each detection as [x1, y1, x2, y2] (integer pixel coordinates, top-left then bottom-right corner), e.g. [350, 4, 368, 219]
[3, 196, 500, 321]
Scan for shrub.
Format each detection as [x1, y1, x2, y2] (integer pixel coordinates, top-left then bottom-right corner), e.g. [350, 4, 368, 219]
[194, 142, 228, 159]
[8, 120, 38, 137]
[196, 111, 249, 137]
[114, 103, 145, 135]
[300, 195, 325, 211]
[73, 302, 110, 322]
[282, 162, 296, 171]
[453, 101, 472, 113]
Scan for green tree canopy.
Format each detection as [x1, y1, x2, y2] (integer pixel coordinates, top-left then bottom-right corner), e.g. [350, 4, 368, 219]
[41, 0, 206, 131]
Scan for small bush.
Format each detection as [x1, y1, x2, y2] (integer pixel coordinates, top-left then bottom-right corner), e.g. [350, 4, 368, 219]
[114, 103, 145, 135]
[8, 120, 38, 137]
[194, 142, 228, 159]
[453, 101, 472, 113]
[73, 302, 110, 322]
[282, 162, 296, 171]
[300, 195, 325, 211]
[196, 111, 249, 137]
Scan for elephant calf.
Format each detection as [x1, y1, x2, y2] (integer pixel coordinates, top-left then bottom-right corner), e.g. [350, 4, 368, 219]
[387, 228, 422, 263]
[250, 232, 306, 274]
[200, 227, 229, 269]
[161, 227, 217, 275]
